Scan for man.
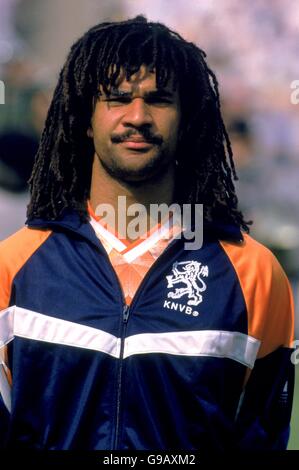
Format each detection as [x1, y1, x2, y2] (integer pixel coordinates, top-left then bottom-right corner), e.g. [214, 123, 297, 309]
[0, 16, 294, 450]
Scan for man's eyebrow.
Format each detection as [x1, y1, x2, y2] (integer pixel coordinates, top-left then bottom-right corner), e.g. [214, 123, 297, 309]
[107, 88, 175, 98]
[143, 89, 175, 98]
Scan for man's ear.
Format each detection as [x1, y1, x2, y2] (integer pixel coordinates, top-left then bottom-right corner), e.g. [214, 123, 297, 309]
[87, 127, 93, 138]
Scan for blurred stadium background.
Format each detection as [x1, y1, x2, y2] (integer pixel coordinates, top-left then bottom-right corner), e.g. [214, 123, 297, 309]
[0, 0, 298, 449]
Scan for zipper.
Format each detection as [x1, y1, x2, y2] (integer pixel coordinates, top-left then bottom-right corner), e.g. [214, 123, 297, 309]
[89, 241, 129, 450]
[114, 304, 130, 449]
[122, 304, 130, 323]
[111, 237, 183, 449]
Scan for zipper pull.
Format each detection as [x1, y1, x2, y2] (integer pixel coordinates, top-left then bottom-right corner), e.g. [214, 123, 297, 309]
[123, 305, 130, 323]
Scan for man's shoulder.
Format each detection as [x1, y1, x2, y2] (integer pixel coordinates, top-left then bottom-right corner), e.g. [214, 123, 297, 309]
[0, 226, 52, 310]
[0, 226, 29, 249]
[0, 226, 52, 268]
[221, 232, 280, 266]
[220, 232, 290, 287]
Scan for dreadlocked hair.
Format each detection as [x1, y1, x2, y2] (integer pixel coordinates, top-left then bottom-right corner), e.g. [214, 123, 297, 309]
[27, 15, 250, 232]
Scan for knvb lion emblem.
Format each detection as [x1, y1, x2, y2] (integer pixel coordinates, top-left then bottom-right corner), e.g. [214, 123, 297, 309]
[164, 261, 209, 317]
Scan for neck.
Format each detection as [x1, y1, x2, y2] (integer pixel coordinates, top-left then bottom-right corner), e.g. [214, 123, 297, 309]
[90, 156, 176, 240]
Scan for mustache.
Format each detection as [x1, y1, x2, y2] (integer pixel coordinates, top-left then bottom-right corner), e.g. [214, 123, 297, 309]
[111, 129, 163, 145]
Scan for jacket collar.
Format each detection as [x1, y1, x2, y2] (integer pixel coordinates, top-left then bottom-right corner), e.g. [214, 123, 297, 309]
[27, 209, 244, 245]
[203, 220, 244, 243]
[27, 209, 102, 250]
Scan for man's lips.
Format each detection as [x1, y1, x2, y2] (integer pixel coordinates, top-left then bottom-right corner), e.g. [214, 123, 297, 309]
[111, 132, 163, 147]
[115, 136, 156, 150]
[123, 136, 149, 143]
[118, 140, 154, 150]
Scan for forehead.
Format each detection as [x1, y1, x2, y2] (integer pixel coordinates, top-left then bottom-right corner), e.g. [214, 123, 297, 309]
[119, 68, 154, 92]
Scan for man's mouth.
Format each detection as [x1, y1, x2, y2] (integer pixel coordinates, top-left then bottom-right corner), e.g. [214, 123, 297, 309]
[119, 139, 154, 150]
[111, 132, 163, 147]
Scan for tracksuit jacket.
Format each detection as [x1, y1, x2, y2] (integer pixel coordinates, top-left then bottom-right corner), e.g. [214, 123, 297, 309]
[0, 210, 295, 450]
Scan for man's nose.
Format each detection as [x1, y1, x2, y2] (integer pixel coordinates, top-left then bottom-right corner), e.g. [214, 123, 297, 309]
[122, 98, 153, 127]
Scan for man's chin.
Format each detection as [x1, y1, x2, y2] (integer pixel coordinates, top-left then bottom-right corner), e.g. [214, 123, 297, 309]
[106, 165, 164, 185]
[100, 153, 171, 184]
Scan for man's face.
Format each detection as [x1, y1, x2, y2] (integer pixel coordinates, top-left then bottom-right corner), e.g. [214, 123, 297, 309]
[89, 65, 181, 183]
